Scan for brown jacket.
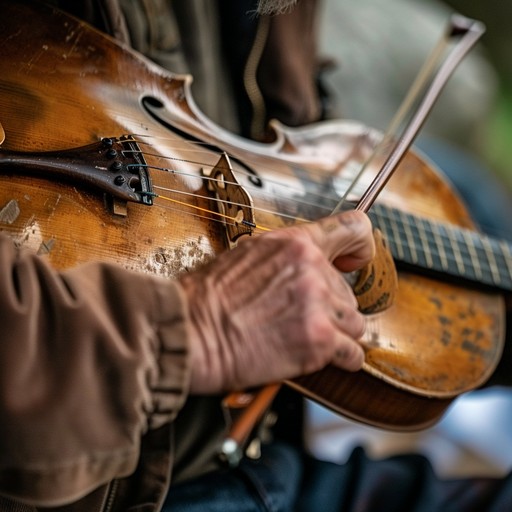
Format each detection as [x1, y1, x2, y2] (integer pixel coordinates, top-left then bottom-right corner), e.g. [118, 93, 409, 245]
[0, 225, 230, 511]
[0, 231, 192, 508]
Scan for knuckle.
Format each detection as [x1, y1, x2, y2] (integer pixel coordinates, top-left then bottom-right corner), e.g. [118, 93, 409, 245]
[307, 314, 333, 343]
[282, 234, 325, 265]
[286, 237, 315, 262]
[352, 310, 366, 338]
[296, 268, 329, 299]
[260, 234, 326, 273]
[342, 307, 366, 339]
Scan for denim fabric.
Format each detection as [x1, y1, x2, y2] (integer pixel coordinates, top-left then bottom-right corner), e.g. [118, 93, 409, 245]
[163, 442, 303, 512]
[164, 443, 512, 512]
[297, 447, 512, 512]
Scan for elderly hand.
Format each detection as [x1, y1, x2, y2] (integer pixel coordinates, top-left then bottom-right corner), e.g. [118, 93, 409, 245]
[180, 210, 375, 394]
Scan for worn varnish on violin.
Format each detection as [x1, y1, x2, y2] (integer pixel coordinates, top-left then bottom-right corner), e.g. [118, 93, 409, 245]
[0, 0, 508, 431]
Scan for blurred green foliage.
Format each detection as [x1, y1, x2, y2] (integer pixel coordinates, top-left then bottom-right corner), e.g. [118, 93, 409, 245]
[444, 0, 512, 190]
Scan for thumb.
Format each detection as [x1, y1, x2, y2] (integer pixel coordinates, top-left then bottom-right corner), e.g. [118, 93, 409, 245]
[303, 210, 375, 271]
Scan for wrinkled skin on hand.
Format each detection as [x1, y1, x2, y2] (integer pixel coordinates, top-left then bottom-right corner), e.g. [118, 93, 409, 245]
[180, 210, 375, 394]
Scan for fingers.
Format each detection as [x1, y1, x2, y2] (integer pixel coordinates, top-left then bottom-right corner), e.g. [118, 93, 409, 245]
[301, 304, 365, 374]
[330, 295, 365, 338]
[329, 293, 366, 372]
[332, 333, 365, 372]
[301, 270, 365, 374]
[265, 211, 372, 372]
[302, 210, 375, 271]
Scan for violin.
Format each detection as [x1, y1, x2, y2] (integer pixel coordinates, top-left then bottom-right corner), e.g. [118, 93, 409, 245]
[0, 0, 508, 433]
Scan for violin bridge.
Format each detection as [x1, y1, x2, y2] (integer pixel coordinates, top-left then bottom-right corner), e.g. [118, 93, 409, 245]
[202, 152, 256, 247]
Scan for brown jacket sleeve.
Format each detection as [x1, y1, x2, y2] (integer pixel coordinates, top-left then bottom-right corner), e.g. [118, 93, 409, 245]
[0, 233, 191, 506]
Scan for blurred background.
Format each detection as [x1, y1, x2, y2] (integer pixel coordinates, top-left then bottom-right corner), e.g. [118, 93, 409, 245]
[319, 0, 512, 199]
[445, 0, 512, 191]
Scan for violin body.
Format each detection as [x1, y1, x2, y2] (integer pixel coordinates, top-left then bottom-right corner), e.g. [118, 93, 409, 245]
[0, 0, 506, 430]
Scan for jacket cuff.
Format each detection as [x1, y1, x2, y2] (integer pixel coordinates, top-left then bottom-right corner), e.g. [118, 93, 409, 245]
[148, 280, 192, 429]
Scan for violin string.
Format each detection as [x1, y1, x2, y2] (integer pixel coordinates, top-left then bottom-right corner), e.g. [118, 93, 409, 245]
[125, 146, 361, 213]
[155, 193, 268, 233]
[371, 202, 512, 274]
[151, 185, 312, 233]
[153, 198, 268, 234]
[130, 138, 363, 199]
[150, 171, 480, 264]
[152, 191, 290, 234]
[127, 147, 218, 170]
[152, 183, 313, 225]
[124, 144, 322, 233]
[145, 161, 345, 213]
[136, 161, 343, 232]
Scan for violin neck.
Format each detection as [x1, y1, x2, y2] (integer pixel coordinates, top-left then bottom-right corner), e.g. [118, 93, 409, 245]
[370, 204, 512, 292]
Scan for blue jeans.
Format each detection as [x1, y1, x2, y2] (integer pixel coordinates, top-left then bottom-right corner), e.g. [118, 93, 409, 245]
[163, 442, 302, 512]
[163, 442, 512, 512]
